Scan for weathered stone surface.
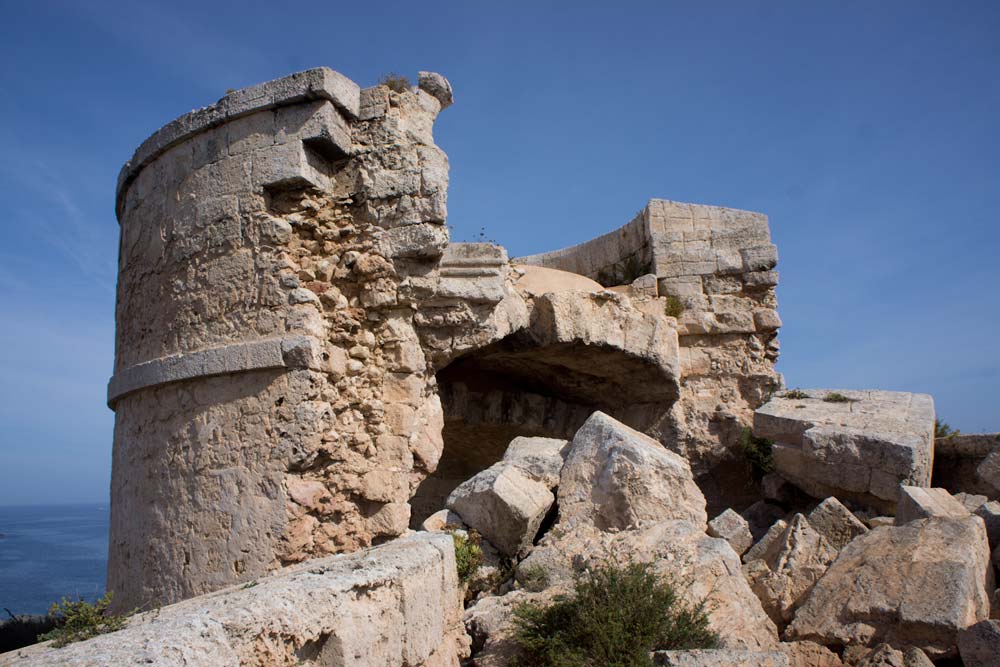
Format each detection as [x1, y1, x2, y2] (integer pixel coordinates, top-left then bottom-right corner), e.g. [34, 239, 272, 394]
[755, 390, 935, 511]
[957, 619, 1000, 667]
[974, 500, 1000, 549]
[786, 516, 994, 657]
[417, 71, 453, 108]
[420, 508, 466, 532]
[778, 641, 843, 667]
[500, 436, 568, 489]
[744, 518, 789, 564]
[955, 492, 990, 512]
[559, 412, 707, 530]
[512, 264, 604, 297]
[708, 508, 754, 555]
[651, 649, 789, 666]
[519, 520, 779, 650]
[0, 533, 465, 667]
[977, 446, 1000, 495]
[894, 486, 969, 524]
[763, 473, 800, 504]
[446, 461, 554, 557]
[806, 497, 868, 550]
[743, 514, 838, 626]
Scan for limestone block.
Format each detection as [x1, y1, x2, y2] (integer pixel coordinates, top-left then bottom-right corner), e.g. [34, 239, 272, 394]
[848, 644, 933, 667]
[558, 411, 707, 530]
[500, 436, 569, 489]
[743, 514, 838, 625]
[974, 500, 1000, 550]
[755, 390, 935, 510]
[786, 516, 994, 657]
[420, 509, 466, 532]
[512, 264, 603, 297]
[1, 533, 464, 667]
[651, 650, 789, 666]
[754, 308, 783, 331]
[446, 462, 554, 557]
[958, 619, 1000, 667]
[707, 509, 753, 555]
[778, 641, 843, 667]
[744, 519, 789, 564]
[976, 446, 1000, 495]
[894, 486, 970, 525]
[806, 497, 868, 551]
[955, 492, 990, 512]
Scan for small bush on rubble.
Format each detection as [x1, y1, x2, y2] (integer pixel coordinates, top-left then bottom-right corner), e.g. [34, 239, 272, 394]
[511, 561, 718, 667]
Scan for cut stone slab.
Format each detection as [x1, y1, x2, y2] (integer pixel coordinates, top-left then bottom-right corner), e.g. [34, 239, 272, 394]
[743, 514, 838, 626]
[708, 508, 753, 556]
[894, 486, 970, 525]
[651, 649, 789, 666]
[778, 641, 843, 667]
[806, 497, 868, 551]
[500, 436, 569, 489]
[0, 533, 465, 667]
[785, 516, 994, 657]
[755, 389, 935, 511]
[446, 461, 554, 557]
[559, 411, 707, 530]
[955, 492, 989, 513]
[744, 518, 788, 564]
[958, 619, 1000, 667]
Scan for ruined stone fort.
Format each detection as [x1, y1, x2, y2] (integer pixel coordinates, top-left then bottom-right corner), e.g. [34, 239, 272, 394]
[6, 68, 1000, 666]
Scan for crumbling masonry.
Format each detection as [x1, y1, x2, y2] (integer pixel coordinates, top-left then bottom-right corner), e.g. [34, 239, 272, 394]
[106, 67, 782, 611]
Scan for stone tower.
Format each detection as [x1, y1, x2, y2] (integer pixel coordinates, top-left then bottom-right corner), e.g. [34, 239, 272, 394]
[107, 67, 782, 612]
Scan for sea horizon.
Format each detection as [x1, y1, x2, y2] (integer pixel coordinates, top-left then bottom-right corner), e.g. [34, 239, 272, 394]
[0, 502, 109, 616]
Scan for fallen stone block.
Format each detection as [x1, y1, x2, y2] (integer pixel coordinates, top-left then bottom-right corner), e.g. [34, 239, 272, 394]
[420, 508, 466, 532]
[651, 649, 789, 666]
[743, 514, 837, 626]
[500, 435, 568, 489]
[755, 390, 935, 511]
[707, 508, 753, 556]
[973, 500, 1000, 550]
[976, 446, 1000, 495]
[778, 640, 843, 667]
[786, 516, 994, 658]
[847, 643, 934, 667]
[955, 492, 989, 513]
[744, 518, 788, 564]
[806, 497, 868, 550]
[559, 411, 707, 530]
[894, 486, 969, 525]
[447, 461, 554, 558]
[959, 620, 1000, 667]
[0, 533, 465, 667]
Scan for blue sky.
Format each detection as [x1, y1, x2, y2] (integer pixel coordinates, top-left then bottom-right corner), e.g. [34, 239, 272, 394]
[1, 1, 997, 505]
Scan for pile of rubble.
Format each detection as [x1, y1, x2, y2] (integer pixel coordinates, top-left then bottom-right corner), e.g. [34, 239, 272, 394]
[422, 395, 1000, 667]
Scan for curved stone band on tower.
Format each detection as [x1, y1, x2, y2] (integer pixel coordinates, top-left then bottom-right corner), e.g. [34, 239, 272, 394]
[106, 67, 782, 612]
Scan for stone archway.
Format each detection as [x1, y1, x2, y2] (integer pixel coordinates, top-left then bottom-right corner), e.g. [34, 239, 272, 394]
[408, 290, 682, 526]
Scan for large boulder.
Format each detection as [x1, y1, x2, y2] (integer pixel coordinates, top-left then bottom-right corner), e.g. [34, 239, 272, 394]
[743, 514, 838, 626]
[559, 411, 707, 530]
[446, 461, 554, 558]
[755, 390, 935, 512]
[786, 516, 994, 657]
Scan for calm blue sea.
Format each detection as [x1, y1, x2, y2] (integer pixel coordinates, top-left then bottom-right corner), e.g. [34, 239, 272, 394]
[0, 504, 109, 616]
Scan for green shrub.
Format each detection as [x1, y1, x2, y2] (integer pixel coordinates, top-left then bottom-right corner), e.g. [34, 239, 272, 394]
[663, 295, 685, 319]
[935, 420, 960, 439]
[512, 561, 718, 667]
[379, 72, 411, 93]
[38, 592, 129, 648]
[740, 426, 774, 479]
[519, 564, 550, 593]
[823, 392, 854, 403]
[452, 530, 484, 583]
[783, 389, 810, 400]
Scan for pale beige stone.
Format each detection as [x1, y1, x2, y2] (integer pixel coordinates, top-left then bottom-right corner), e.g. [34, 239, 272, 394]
[806, 497, 868, 551]
[894, 486, 970, 524]
[708, 508, 754, 555]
